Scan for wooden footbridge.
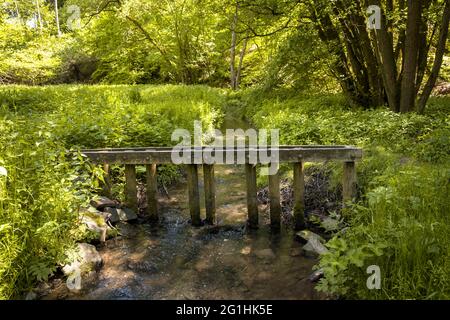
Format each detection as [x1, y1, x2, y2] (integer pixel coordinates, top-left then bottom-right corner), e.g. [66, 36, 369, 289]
[82, 146, 362, 230]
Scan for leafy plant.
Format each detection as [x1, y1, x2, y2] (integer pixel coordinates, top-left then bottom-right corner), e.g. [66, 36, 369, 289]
[0, 84, 224, 299]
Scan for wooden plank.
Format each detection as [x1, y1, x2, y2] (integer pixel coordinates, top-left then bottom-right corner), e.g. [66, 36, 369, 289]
[146, 164, 158, 222]
[82, 145, 355, 153]
[268, 167, 281, 229]
[82, 145, 353, 153]
[124, 164, 138, 212]
[100, 163, 112, 198]
[343, 161, 357, 204]
[277, 148, 362, 163]
[245, 164, 258, 229]
[293, 162, 306, 230]
[81, 146, 363, 165]
[203, 164, 216, 225]
[187, 164, 201, 226]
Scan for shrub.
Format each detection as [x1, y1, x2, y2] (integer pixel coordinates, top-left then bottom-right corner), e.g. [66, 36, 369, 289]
[317, 165, 450, 299]
[242, 90, 450, 300]
[0, 84, 225, 299]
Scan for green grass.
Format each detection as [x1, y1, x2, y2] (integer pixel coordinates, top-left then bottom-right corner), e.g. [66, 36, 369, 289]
[239, 90, 450, 299]
[0, 84, 225, 148]
[1, 84, 449, 300]
[0, 84, 225, 299]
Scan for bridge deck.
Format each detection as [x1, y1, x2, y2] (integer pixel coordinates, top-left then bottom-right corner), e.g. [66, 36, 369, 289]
[81, 146, 362, 164]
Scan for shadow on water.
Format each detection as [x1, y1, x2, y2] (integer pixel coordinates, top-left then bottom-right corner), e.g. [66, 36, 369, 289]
[42, 115, 328, 300]
[43, 164, 326, 300]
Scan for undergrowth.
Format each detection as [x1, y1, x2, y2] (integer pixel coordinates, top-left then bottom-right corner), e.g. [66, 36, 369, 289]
[240, 90, 450, 300]
[0, 84, 224, 299]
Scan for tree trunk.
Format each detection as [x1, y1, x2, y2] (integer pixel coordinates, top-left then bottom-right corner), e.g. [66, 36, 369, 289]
[14, 0, 20, 19]
[418, 0, 450, 113]
[352, 1, 384, 106]
[36, 0, 43, 33]
[308, 0, 448, 113]
[309, 6, 360, 106]
[230, 2, 239, 90]
[399, 0, 422, 113]
[334, 2, 372, 104]
[415, 0, 433, 93]
[235, 38, 248, 89]
[55, 0, 61, 37]
[371, 0, 400, 112]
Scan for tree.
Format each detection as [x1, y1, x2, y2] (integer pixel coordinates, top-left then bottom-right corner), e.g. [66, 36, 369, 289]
[418, 0, 450, 112]
[230, 1, 239, 89]
[306, 0, 450, 113]
[227, 0, 295, 89]
[79, 0, 224, 84]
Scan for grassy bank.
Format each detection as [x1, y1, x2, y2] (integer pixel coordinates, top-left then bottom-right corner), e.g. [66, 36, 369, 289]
[0, 85, 225, 299]
[239, 90, 450, 299]
[1, 84, 449, 300]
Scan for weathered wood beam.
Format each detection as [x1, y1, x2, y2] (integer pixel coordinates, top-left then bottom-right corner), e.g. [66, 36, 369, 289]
[268, 167, 281, 229]
[187, 164, 201, 226]
[83, 145, 356, 152]
[124, 164, 138, 212]
[293, 162, 306, 230]
[81, 146, 363, 165]
[245, 164, 258, 229]
[343, 161, 357, 204]
[203, 164, 216, 225]
[146, 164, 158, 222]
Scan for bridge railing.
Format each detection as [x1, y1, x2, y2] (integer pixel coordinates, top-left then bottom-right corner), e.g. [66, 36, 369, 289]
[81, 146, 363, 229]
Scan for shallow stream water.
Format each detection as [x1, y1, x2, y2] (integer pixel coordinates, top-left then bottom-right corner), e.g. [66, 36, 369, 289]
[42, 114, 327, 300]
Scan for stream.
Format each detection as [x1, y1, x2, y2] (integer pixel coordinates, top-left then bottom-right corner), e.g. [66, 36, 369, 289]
[41, 113, 328, 300]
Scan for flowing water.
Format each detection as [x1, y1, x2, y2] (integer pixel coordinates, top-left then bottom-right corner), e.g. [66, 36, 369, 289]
[42, 114, 327, 300]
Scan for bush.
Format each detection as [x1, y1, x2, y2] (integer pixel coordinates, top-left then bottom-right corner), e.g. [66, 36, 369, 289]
[0, 119, 94, 299]
[243, 93, 449, 163]
[242, 90, 450, 300]
[317, 165, 450, 299]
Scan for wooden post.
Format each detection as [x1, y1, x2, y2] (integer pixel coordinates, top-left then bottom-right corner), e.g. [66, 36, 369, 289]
[268, 166, 281, 229]
[343, 161, 357, 205]
[124, 164, 138, 212]
[146, 164, 158, 222]
[293, 162, 306, 230]
[245, 164, 258, 229]
[101, 163, 112, 198]
[203, 164, 216, 225]
[187, 164, 201, 226]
